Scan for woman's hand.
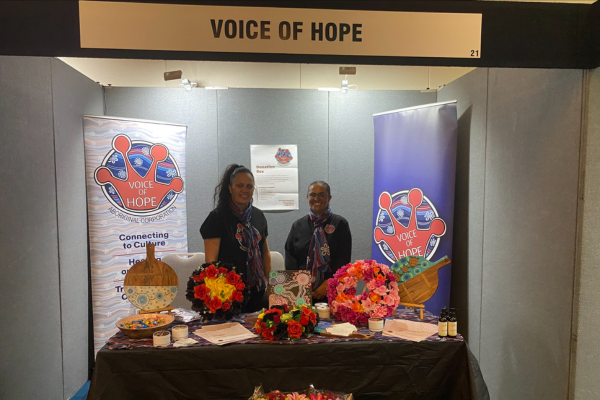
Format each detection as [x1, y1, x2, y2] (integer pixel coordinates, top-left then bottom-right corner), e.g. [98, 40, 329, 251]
[312, 281, 328, 299]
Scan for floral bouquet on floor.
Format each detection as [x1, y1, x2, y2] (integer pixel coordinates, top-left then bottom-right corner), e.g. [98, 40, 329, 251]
[326, 260, 400, 326]
[186, 261, 248, 322]
[253, 305, 318, 341]
[305, 387, 354, 400]
[249, 385, 353, 400]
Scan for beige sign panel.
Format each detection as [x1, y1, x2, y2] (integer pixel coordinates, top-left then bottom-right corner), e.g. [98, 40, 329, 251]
[79, 2, 481, 59]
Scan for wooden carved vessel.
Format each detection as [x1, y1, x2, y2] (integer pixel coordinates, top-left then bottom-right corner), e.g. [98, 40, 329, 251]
[391, 255, 451, 305]
[124, 243, 179, 310]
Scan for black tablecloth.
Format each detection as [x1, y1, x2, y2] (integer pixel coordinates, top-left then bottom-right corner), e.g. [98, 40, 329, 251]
[88, 339, 488, 400]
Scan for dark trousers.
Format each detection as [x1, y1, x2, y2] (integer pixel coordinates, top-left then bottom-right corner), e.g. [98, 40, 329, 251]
[242, 287, 266, 313]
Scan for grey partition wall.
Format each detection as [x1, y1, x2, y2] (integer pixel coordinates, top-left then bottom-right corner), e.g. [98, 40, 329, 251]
[481, 68, 582, 400]
[51, 58, 104, 398]
[574, 68, 600, 400]
[0, 57, 103, 400]
[439, 68, 584, 400]
[437, 68, 489, 359]
[0, 56, 63, 400]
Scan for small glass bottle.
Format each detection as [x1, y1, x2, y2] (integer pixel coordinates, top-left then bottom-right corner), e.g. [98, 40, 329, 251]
[448, 308, 457, 338]
[438, 307, 448, 338]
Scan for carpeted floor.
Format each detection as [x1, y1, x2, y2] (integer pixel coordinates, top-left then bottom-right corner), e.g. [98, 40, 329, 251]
[71, 381, 90, 400]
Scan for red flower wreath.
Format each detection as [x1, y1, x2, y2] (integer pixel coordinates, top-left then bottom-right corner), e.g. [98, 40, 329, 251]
[326, 260, 400, 326]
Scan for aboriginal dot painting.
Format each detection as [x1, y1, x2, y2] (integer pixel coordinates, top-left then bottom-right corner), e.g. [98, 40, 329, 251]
[267, 270, 312, 308]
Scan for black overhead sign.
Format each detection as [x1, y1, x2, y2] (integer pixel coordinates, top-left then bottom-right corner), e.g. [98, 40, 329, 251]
[79, 2, 482, 59]
[0, 0, 598, 69]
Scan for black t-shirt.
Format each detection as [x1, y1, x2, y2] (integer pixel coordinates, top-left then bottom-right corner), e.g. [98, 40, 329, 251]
[200, 206, 268, 280]
[284, 214, 352, 281]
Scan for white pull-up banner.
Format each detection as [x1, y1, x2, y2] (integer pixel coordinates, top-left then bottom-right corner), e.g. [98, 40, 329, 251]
[83, 116, 188, 353]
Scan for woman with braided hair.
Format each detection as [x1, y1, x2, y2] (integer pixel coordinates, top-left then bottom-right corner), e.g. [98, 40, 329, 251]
[285, 181, 352, 301]
[200, 164, 271, 312]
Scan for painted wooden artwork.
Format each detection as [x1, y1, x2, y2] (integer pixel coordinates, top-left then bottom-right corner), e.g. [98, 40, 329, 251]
[267, 270, 312, 308]
[390, 255, 451, 317]
[124, 243, 179, 310]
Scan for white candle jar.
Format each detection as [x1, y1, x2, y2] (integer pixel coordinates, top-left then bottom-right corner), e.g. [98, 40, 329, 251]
[153, 330, 171, 347]
[171, 325, 188, 340]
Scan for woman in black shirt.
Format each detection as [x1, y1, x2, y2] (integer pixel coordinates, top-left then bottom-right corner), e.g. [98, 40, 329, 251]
[285, 181, 352, 300]
[200, 164, 271, 312]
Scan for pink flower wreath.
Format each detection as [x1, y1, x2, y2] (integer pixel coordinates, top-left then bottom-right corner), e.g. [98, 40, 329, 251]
[326, 260, 400, 326]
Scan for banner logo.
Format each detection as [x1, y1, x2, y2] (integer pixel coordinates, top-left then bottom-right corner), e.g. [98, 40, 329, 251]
[94, 134, 184, 216]
[275, 148, 293, 166]
[374, 188, 446, 262]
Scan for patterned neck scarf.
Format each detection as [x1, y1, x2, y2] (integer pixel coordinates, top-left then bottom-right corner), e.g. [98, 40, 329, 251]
[307, 206, 332, 289]
[229, 199, 265, 290]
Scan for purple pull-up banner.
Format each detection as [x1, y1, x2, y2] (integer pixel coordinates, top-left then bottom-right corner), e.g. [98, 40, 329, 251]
[372, 101, 458, 314]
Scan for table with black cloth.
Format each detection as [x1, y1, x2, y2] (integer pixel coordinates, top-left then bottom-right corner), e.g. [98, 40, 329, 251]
[88, 312, 488, 400]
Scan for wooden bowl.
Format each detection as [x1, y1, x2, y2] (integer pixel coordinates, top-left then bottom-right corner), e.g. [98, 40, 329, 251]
[116, 313, 175, 339]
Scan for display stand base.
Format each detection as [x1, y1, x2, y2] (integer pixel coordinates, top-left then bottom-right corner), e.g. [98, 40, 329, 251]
[139, 306, 174, 315]
[399, 302, 424, 319]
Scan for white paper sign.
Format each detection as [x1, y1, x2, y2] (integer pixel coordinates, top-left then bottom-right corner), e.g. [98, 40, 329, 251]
[251, 145, 299, 210]
[194, 323, 256, 345]
[382, 319, 438, 342]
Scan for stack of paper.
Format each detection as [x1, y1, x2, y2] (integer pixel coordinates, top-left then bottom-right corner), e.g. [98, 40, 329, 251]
[194, 322, 256, 345]
[324, 322, 357, 337]
[382, 319, 438, 342]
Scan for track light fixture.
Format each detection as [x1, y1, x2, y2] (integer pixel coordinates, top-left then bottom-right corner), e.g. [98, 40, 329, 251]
[318, 75, 357, 94]
[164, 70, 198, 91]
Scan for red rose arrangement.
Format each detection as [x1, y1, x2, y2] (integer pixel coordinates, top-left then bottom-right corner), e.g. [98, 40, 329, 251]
[186, 262, 247, 322]
[254, 305, 318, 341]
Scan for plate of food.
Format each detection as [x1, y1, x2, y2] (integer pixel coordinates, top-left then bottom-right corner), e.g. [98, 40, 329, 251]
[116, 313, 175, 339]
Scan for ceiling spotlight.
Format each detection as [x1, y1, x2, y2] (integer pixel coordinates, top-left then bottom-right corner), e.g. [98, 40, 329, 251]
[341, 79, 349, 94]
[181, 78, 198, 91]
